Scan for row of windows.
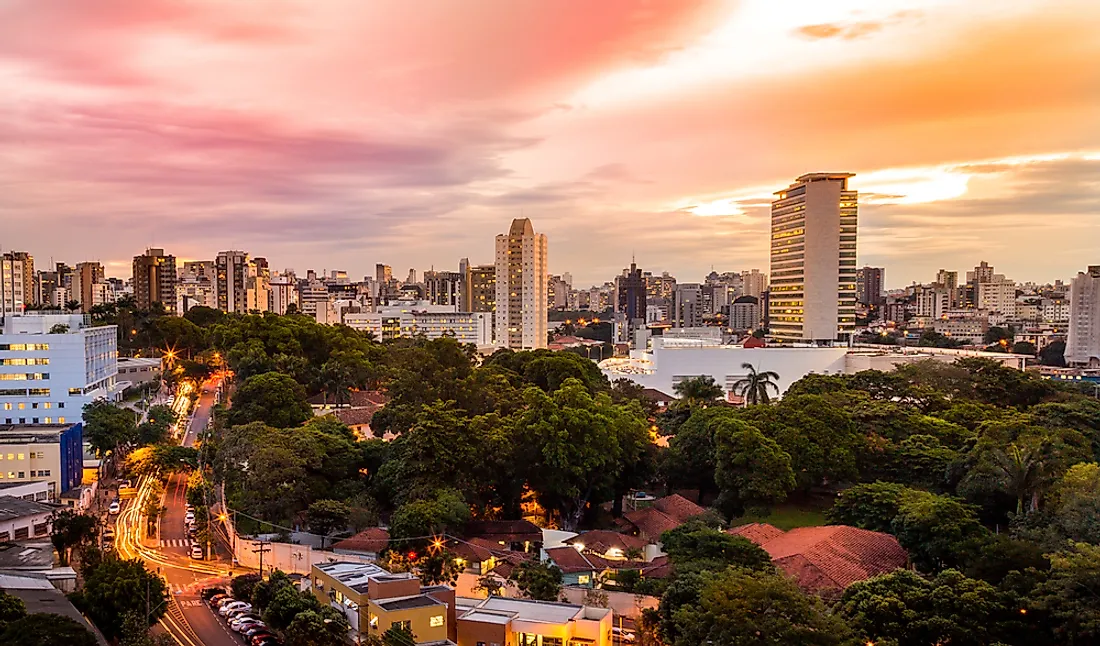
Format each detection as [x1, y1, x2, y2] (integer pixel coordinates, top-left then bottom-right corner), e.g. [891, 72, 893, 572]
[0, 344, 49, 351]
[0, 373, 49, 381]
[3, 402, 63, 410]
[0, 358, 49, 366]
[2, 417, 65, 425]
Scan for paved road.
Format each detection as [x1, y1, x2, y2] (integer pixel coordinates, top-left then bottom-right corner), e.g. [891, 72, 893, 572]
[116, 376, 242, 646]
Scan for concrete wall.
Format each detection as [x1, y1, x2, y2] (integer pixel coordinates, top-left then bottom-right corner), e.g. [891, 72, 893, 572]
[559, 586, 658, 619]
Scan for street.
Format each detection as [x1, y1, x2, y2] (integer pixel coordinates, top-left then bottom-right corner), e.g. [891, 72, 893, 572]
[115, 376, 241, 646]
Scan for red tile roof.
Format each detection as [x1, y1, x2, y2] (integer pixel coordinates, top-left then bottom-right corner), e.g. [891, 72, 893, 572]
[308, 390, 388, 408]
[731, 525, 909, 594]
[727, 522, 785, 544]
[465, 519, 543, 544]
[564, 531, 647, 555]
[621, 495, 706, 541]
[332, 407, 377, 427]
[332, 527, 390, 554]
[544, 547, 613, 574]
[640, 555, 671, 579]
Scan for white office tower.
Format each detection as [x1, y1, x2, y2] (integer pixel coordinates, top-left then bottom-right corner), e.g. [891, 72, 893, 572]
[1065, 265, 1100, 367]
[769, 173, 858, 342]
[0, 313, 119, 425]
[495, 218, 548, 349]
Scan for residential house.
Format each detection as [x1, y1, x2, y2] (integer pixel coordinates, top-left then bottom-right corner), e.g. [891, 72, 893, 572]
[455, 596, 612, 646]
[307, 390, 389, 440]
[542, 547, 614, 588]
[311, 561, 455, 644]
[0, 496, 54, 542]
[331, 527, 390, 560]
[616, 494, 705, 544]
[562, 531, 648, 562]
[465, 520, 543, 554]
[728, 523, 909, 596]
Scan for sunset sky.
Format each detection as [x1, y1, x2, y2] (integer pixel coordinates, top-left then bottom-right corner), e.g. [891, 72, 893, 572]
[2, 0, 1098, 287]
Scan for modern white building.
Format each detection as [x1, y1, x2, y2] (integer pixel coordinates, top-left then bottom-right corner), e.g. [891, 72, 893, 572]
[769, 173, 858, 342]
[270, 273, 300, 315]
[495, 218, 548, 349]
[600, 337, 1025, 401]
[741, 269, 768, 299]
[0, 313, 119, 425]
[978, 275, 1017, 315]
[1065, 266, 1100, 367]
[344, 301, 491, 346]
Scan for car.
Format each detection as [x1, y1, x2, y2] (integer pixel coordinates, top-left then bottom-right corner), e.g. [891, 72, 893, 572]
[202, 588, 228, 601]
[631, 491, 656, 501]
[212, 596, 236, 609]
[612, 627, 637, 642]
[252, 635, 279, 646]
[244, 626, 272, 638]
[190, 544, 204, 560]
[107, 500, 121, 515]
[184, 511, 195, 524]
[101, 529, 115, 544]
[219, 601, 251, 616]
[226, 610, 254, 623]
[233, 618, 263, 632]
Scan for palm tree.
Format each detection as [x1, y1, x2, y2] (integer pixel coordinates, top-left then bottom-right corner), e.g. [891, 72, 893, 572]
[319, 359, 353, 408]
[731, 363, 780, 406]
[991, 443, 1046, 516]
[673, 375, 724, 404]
[64, 300, 81, 313]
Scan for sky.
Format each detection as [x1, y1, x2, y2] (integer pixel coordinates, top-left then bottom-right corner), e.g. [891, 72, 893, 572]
[1, 0, 1098, 288]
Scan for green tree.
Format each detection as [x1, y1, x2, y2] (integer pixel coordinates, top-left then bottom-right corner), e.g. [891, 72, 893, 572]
[1051, 462, 1100, 543]
[251, 570, 296, 615]
[82, 400, 138, 458]
[70, 556, 168, 640]
[890, 490, 989, 572]
[417, 549, 463, 586]
[1033, 542, 1100, 643]
[382, 623, 417, 646]
[231, 573, 263, 604]
[263, 584, 322, 632]
[512, 379, 649, 530]
[713, 418, 794, 517]
[660, 524, 773, 575]
[828, 481, 915, 533]
[0, 613, 97, 646]
[388, 489, 470, 547]
[663, 407, 726, 504]
[307, 499, 351, 548]
[672, 375, 723, 404]
[285, 607, 350, 646]
[0, 590, 26, 628]
[839, 569, 1022, 646]
[731, 363, 780, 405]
[120, 611, 176, 646]
[227, 371, 312, 428]
[669, 568, 851, 646]
[1012, 341, 1038, 356]
[50, 509, 98, 566]
[1039, 340, 1066, 367]
[509, 560, 563, 601]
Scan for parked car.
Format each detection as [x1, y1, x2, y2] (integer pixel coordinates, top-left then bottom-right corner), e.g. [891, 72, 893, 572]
[226, 609, 254, 623]
[233, 617, 263, 632]
[219, 601, 251, 616]
[202, 588, 227, 601]
[108, 500, 121, 515]
[244, 626, 272, 638]
[212, 596, 235, 609]
[184, 510, 195, 524]
[252, 635, 280, 646]
[612, 626, 637, 642]
[191, 544, 204, 560]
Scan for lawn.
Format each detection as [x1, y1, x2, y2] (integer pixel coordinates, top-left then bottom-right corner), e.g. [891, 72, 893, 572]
[733, 504, 828, 530]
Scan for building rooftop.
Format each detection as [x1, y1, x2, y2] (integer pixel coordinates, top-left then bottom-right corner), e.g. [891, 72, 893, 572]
[0, 496, 56, 523]
[0, 573, 108, 645]
[469, 596, 587, 625]
[618, 494, 705, 540]
[332, 527, 390, 554]
[0, 425, 76, 443]
[313, 561, 391, 591]
[564, 531, 647, 555]
[374, 593, 445, 611]
[0, 541, 55, 569]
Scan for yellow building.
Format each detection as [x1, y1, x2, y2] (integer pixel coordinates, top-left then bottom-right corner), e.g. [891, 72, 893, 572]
[455, 596, 612, 646]
[311, 561, 455, 644]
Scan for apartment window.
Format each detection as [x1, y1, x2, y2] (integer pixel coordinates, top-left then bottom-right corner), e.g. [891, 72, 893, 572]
[17, 472, 24, 478]
[17, 403, 24, 410]
[17, 454, 24, 460]
[429, 615, 444, 628]
[58, 417, 65, 423]
[31, 418, 38, 424]
[394, 621, 411, 632]
[14, 527, 28, 540]
[43, 418, 51, 424]
[0, 532, 8, 541]
[2, 403, 9, 410]
[31, 402, 38, 409]
[33, 522, 48, 536]
[42, 402, 50, 409]
[58, 403, 64, 409]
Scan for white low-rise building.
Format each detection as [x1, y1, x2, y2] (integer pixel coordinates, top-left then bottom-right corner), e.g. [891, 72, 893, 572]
[344, 301, 491, 346]
[0, 313, 119, 425]
[600, 337, 1026, 399]
[0, 495, 55, 542]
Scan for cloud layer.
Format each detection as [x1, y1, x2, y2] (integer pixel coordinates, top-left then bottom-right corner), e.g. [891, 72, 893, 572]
[1, 0, 1097, 286]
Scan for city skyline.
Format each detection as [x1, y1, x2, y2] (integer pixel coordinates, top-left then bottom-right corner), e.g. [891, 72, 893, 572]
[1, 0, 1098, 286]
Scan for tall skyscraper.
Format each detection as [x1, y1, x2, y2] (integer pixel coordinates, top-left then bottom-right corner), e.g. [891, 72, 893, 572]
[965, 261, 994, 308]
[464, 264, 496, 313]
[495, 218, 548, 349]
[2, 252, 34, 307]
[71, 262, 106, 312]
[424, 270, 463, 308]
[215, 250, 249, 314]
[1065, 265, 1100, 367]
[741, 269, 767, 299]
[616, 262, 647, 325]
[132, 248, 178, 312]
[936, 269, 959, 307]
[246, 257, 271, 312]
[672, 283, 703, 328]
[376, 264, 392, 285]
[769, 173, 858, 341]
[0, 255, 27, 315]
[856, 266, 885, 307]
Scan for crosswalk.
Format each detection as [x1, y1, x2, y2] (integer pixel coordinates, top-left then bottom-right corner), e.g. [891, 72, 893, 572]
[160, 538, 194, 548]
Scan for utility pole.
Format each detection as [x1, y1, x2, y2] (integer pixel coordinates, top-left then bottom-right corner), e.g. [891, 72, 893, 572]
[252, 541, 271, 578]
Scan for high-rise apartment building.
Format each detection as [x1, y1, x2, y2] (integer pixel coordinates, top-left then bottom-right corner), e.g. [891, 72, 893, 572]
[548, 275, 570, 310]
[70, 262, 106, 313]
[616, 262, 647, 329]
[856, 267, 885, 307]
[246, 257, 271, 312]
[1065, 265, 1100, 367]
[464, 264, 496, 313]
[0, 256, 28, 315]
[2, 253, 34, 308]
[978, 274, 1017, 315]
[131, 248, 177, 312]
[270, 272, 299, 315]
[936, 269, 959, 307]
[495, 218, 548, 349]
[965, 261, 995, 308]
[424, 270, 463, 308]
[741, 269, 767, 299]
[769, 173, 858, 342]
[672, 283, 703, 328]
[215, 251, 249, 314]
